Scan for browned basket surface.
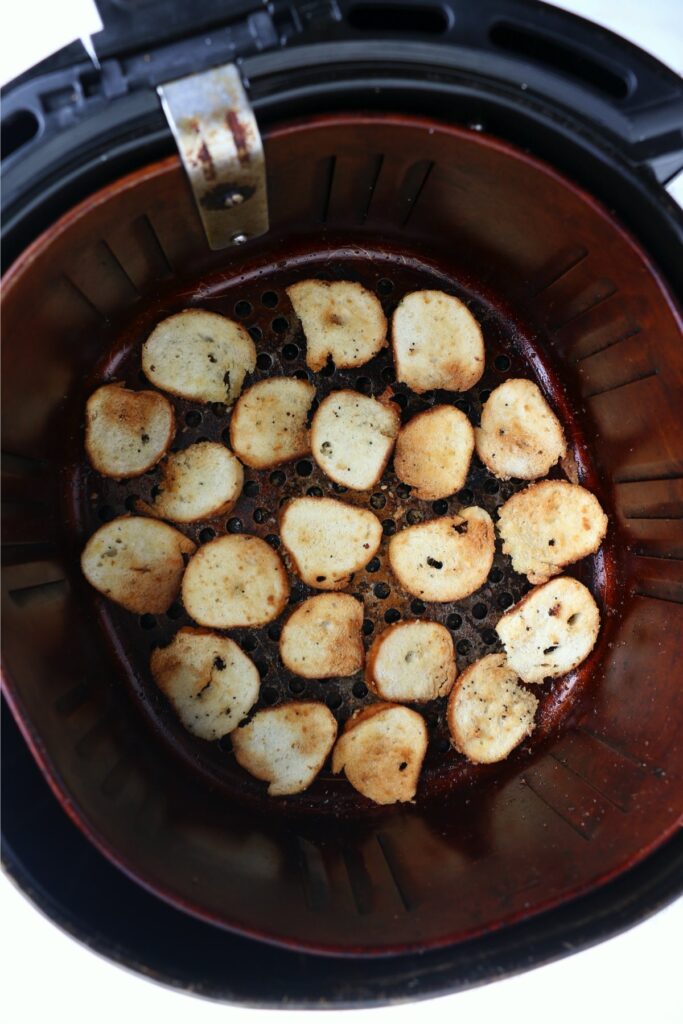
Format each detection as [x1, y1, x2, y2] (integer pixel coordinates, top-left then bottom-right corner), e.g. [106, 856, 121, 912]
[2, 115, 682, 954]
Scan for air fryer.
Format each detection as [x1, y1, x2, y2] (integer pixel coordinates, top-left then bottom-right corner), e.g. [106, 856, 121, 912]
[2, 0, 682, 967]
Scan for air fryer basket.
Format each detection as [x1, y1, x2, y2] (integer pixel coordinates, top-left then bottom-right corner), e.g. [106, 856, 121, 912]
[3, 112, 682, 954]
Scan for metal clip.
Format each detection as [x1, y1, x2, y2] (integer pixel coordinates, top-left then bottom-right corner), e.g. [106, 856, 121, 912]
[158, 63, 268, 251]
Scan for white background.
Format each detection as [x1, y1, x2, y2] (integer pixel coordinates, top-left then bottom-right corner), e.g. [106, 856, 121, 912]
[1, 2, 681, 1022]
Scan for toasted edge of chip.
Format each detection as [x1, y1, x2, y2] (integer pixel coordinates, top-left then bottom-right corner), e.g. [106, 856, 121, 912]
[447, 652, 538, 763]
[85, 382, 175, 479]
[151, 626, 260, 739]
[391, 290, 485, 394]
[393, 404, 474, 500]
[331, 702, 428, 804]
[475, 378, 567, 480]
[388, 506, 495, 602]
[310, 389, 400, 491]
[365, 620, 456, 702]
[229, 377, 315, 469]
[497, 479, 608, 584]
[141, 308, 256, 405]
[495, 576, 601, 683]
[279, 496, 383, 590]
[139, 441, 244, 523]
[80, 515, 195, 614]
[231, 701, 338, 795]
[182, 534, 289, 628]
[286, 279, 387, 371]
[280, 593, 365, 679]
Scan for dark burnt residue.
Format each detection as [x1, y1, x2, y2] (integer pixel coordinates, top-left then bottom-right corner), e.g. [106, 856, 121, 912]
[195, 140, 217, 183]
[226, 110, 251, 167]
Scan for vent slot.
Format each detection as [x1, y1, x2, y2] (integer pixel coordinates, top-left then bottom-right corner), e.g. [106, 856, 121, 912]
[348, 3, 449, 34]
[1, 108, 40, 159]
[489, 22, 630, 100]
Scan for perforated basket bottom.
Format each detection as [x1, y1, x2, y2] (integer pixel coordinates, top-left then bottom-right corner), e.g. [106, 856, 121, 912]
[67, 241, 609, 816]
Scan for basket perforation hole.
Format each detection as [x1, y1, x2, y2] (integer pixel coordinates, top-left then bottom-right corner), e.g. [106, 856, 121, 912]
[139, 614, 156, 630]
[432, 500, 448, 515]
[472, 602, 487, 620]
[498, 592, 514, 610]
[289, 678, 306, 695]
[184, 410, 202, 427]
[241, 635, 258, 653]
[362, 619, 374, 635]
[234, 300, 252, 318]
[456, 639, 471, 655]
[374, 582, 390, 599]
[269, 470, 285, 487]
[296, 460, 313, 477]
[253, 508, 268, 524]
[167, 602, 183, 620]
[494, 354, 511, 372]
[384, 607, 401, 624]
[411, 599, 426, 614]
[382, 518, 396, 536]
[272, 317, 289, 335]
[447, 613, 462, 630]
[282, 343, 298, 360]
[262, 686, 279, 705]
[370, 492, 386, 510]
[249, 325, 263, 342]
[244, 480, 259, 497]
[377, 278, 394, 295]
[256, 352, 272, 370]
[261, 291, 278, 309]
[326, 690, 342, 710]
[199, 527, 215, 543]
[352, 681, 368, 698]
[226, 518, 243, 533]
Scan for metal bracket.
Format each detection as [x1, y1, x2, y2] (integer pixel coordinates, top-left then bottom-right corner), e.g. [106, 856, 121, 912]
[158, 63, 268, 251]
